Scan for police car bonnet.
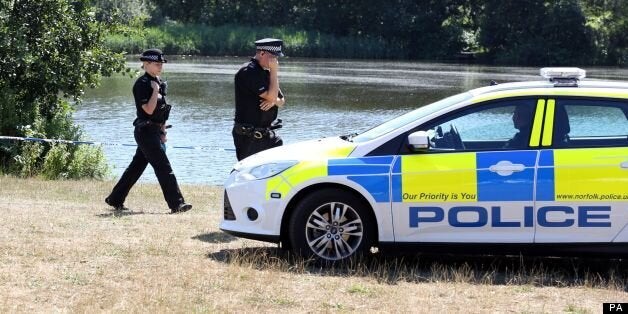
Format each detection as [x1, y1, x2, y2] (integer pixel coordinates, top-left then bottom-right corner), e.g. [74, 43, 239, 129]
[255, 38, 284, 57]
[140, 49, 168, 63]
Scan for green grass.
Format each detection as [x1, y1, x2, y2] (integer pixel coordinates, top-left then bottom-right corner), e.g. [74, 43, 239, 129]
[106, 22, 407, 59]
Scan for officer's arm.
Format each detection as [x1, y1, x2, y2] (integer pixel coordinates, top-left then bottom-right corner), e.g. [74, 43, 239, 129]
[259, 60, 279, 102]
[142, 81, 160, 115]
[276, 89, 285, 107]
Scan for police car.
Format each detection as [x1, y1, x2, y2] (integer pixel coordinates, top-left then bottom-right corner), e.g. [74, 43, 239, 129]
[221, 68, 628, 262]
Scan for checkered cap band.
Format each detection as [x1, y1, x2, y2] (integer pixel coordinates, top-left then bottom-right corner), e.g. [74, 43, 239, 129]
[143, 55, 160, 61]
[256, 45, 281, 52]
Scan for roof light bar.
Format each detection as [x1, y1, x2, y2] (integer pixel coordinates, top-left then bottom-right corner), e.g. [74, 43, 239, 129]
[540, 67, 585, 87]
[540, 67, 586, 80]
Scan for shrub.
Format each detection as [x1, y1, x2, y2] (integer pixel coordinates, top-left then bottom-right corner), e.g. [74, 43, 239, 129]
[0, 0, 125, 179]
[67, 145, 109, 179]
[42, 144, 71, 180]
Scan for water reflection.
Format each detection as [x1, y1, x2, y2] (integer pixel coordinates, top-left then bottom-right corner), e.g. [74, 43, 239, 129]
[77, 58, 627, 185]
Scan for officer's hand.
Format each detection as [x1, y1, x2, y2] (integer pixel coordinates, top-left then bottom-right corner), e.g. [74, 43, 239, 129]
[160, 132, 167, 143]
[260, 99, 275, 111]
[151, 80, 160, 91]
[276, 97, 285, 108]
[267, 58, 279, 72]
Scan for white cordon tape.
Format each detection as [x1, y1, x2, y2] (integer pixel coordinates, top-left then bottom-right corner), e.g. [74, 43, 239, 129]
[0, 136, 235, 152]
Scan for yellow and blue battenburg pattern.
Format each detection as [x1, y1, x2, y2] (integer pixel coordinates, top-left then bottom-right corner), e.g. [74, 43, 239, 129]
[393, 151, 537, 202]
[539, 147, 628, 201]
[328, 156, 394, 202]
[264, 145, 356, 199]
[267, 147, 627, 203]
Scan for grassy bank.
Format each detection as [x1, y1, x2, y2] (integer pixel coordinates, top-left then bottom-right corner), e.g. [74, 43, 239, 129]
[0, 176, 627, 312]
[106, 23, 407, 59]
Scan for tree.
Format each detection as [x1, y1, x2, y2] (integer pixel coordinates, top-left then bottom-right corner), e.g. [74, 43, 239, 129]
[0, 0, 127, 178]
[479, 0, 593, 65]
[580, 0, 627, 65]
[88, 0, 150, 25]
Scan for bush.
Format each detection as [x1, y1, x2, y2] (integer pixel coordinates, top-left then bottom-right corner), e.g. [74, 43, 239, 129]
[10, 142, 43, 178]
[0, 0, 125, 179]
[42, 144, 71, 180]
[67, 145, 109, 179]
[39, 143, 109, 180]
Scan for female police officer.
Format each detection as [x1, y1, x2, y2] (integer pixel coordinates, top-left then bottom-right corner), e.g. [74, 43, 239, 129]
[105, 49, 192, 214]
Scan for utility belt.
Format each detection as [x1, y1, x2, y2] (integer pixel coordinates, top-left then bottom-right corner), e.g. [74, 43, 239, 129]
[234, 119, 282, 139]
[134, 119, 172, 131]
[134, 119, 163, 128]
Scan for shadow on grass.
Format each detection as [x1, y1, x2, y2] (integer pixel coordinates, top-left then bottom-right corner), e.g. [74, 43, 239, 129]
[96, 210, 146, 218]
[207, 246, 628, 290]
[192, 232, 237, 244]
[95, 209, 173, 217]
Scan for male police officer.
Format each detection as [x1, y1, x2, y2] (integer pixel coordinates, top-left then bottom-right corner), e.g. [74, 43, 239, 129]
[504, 105, 534, 149]
[105, 49, 192, 214]
[232, 38, 286, 161]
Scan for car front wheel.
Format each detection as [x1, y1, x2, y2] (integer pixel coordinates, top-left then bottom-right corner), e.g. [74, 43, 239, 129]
[288, 188, 375, 262]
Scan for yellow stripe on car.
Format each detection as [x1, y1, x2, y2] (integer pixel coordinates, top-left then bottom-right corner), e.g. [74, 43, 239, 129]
[529, 99, 545, 147]
[264, 145, 355, 200]
[265, 160, 327, 200]
[325, 145, 356, 158]
[541, 99, 555, 146]
[472, 88, 628, 104]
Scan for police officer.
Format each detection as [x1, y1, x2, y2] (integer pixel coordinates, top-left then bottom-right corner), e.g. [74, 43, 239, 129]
[504, 105, 533, 149]
[232, 38, 286, 161]
[105, 49, 192, 214]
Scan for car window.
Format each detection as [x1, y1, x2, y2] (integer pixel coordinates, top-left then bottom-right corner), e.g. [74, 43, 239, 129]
[352, 92, 472, 143]
[555, 99, 628, 148]
[411, 98, 538, 152]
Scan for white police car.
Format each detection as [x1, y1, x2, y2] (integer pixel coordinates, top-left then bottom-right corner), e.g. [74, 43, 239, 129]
[221, 68, 628, 262]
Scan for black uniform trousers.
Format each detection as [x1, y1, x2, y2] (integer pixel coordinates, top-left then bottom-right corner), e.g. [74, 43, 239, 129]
[107, 124, 185, 209]
[232, 128, 283, 161]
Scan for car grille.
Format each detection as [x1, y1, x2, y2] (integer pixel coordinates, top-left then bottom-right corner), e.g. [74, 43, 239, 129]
[223, 191, 236, 220]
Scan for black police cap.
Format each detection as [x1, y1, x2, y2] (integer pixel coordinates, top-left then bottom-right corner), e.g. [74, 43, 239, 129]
[255, 38, 284, 57]
[140, 48, 168, 63]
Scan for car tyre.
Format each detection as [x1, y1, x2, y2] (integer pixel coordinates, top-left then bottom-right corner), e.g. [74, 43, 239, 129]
[288, 188, 375, 263]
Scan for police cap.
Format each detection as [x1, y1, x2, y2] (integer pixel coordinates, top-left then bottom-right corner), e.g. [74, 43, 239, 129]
[140, 48, 168, 63]
[255, 38, 284, 57]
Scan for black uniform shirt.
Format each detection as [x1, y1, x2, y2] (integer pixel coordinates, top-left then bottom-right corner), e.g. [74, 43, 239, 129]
[504, 127, 532, 149]
[133, 72, 167, 123]
[234, 58, 282, 127]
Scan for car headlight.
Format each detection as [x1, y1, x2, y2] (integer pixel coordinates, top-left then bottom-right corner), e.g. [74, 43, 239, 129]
[235, 160, 298, 182]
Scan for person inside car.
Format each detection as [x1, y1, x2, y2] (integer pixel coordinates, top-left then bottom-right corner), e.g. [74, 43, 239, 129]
[504, 105, 533, 149]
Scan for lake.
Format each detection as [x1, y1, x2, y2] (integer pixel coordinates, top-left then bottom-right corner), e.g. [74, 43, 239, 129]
[77, 57, 628, 185]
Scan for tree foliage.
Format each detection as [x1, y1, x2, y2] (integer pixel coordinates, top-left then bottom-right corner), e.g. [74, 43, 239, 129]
[580, 0, 628, 65]
[146, 0, 468, 59]
[129, 0, 626, 65]
[0, 0, 127, 178]
[478, 0, 593, 65]
[88, 0, 150, 25]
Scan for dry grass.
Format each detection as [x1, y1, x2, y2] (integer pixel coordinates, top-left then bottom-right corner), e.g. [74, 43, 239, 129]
[0, 175, 626, 313]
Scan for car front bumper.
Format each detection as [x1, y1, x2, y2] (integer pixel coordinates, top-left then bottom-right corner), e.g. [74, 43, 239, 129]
[219, 171, 286, 242]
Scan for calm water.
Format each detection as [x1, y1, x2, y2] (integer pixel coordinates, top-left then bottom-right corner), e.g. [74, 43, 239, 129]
[77, 58, 628, 185]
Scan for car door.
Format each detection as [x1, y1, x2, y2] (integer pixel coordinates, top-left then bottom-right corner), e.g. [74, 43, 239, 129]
[392, 98, 542, 243]
[534, 98, 628, 243]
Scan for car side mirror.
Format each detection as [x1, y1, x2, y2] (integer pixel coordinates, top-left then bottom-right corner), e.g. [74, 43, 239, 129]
[408, 131, 430, 151]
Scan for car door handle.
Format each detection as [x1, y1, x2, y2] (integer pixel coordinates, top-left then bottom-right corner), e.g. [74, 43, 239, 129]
[621, 161, 628, 169]
[489, 161, 525, 176]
